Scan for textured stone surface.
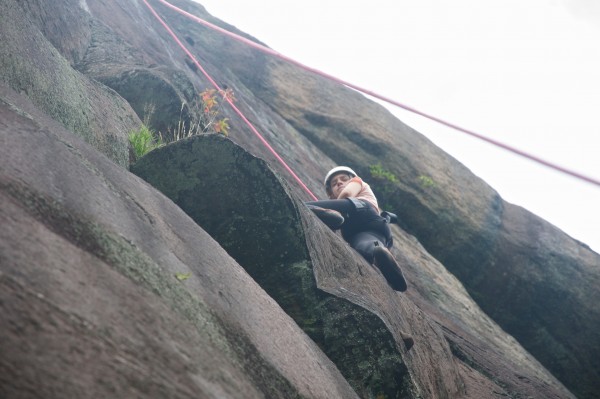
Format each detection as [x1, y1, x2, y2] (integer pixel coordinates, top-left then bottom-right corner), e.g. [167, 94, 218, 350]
[132, 134, 573, 399]
[244, 51, 600, 399]
[1, 0, 597, 396]
[132, 135, 423, 398]
[0, 88, 359, 399]
[0, 0, 139, 167]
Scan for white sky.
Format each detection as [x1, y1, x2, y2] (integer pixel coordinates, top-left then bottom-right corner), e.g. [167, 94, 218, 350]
[192, 0, 600, 253]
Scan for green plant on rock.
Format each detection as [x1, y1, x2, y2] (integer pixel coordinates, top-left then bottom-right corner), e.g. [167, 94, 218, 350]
[369, 163, 398, 184]
[169, 88, 234, 141]
[418, 175, 435, 188]
[175, 272, 192, 281]
[129, 88, 234, 164]
[200, 88, 234, 136]
[368, 163, 399, 211]
[128, 124, 163, 161]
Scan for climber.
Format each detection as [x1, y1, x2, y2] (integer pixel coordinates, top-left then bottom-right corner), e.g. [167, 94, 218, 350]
[306, 166, 408, 292]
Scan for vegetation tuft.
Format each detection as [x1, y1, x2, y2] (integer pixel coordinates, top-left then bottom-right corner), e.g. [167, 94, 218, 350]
[418, 175, 435, 188]
[369, 163, 398, 184]
[128, 88, 235, 164]
[368, 163, 399, 211]
[128, 124, 163, 161]
[169, 88, 234, 140]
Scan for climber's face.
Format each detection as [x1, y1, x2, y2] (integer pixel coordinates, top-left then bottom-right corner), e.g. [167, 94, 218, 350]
[329, 173, 352, 198]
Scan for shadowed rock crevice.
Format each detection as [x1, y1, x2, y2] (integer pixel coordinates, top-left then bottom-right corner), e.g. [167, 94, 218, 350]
[94, 67, 202, 138]
[132, 134, 417, 398]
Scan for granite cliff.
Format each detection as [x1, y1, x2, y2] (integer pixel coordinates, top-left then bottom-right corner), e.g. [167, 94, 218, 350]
[1, 0, 598, 397]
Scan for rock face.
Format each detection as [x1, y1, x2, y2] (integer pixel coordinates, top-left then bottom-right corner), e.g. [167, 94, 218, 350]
[132, 135, 427, 398]
[131, 134, 573, 399]
[253, 58, 600, 398]
[1, 0, 599, 397]
[132, 135, 420, 397]
[0, 86, 360, 399]
[0, 0, 140, 167]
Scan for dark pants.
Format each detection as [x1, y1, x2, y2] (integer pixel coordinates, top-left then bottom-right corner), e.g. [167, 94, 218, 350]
[305, 198, 393, 263]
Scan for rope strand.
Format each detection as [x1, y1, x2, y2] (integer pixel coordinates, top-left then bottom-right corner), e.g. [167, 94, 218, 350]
[142, 0, 318, 200]
[154, 0, 600, 188]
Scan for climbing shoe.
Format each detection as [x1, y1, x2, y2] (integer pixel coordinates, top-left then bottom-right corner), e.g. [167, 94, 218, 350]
[306, 205, 345, 230]
[373, 244, 408, 292]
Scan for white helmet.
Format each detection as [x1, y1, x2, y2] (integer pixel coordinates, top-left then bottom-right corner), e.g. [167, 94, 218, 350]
[324, 166, 357, 188]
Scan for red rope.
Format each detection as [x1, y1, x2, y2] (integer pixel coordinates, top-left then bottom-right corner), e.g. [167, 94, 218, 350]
[153, 0, 600, 188]
[141, 0, 318, 200]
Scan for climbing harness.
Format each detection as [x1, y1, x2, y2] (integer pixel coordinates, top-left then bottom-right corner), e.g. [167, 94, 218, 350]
[348, 198, 398, 223]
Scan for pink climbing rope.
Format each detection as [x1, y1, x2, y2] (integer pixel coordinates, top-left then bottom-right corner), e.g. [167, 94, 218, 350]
[153, 0, 600, 188]
[142, 0, 319, 200]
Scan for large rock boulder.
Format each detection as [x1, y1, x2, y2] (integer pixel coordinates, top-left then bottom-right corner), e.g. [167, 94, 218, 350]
[0, 86, 360, 399]
[132, 133, 574, 399]
[0, 0, 139, 167]
[132, 134, 428, 398]
[1, 0, 597, 396]
[240, 56, 600, 398]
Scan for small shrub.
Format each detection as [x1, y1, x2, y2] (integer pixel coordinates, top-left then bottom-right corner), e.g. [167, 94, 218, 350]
[368, 163, 399, 211]
[369, 163, 398, 184]
[200, 88, 234, 136]
[128, 124, 163, 161]
[129, 88, 234, 162]
[418, 175, 435, 188]
[168, 88, 234, 141]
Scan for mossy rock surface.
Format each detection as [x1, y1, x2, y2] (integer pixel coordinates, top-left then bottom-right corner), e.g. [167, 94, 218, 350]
[132, 134, 417, 398]
[0, 0, 138, 167]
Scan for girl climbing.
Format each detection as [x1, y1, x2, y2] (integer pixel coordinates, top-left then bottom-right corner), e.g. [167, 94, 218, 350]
[306, 166, 407, 292]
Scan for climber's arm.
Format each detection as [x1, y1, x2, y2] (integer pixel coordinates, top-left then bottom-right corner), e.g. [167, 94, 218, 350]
[337, 180, 361, 199]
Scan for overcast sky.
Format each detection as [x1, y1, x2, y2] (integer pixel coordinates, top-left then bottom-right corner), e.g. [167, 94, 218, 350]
[192, 0, 600, 252]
